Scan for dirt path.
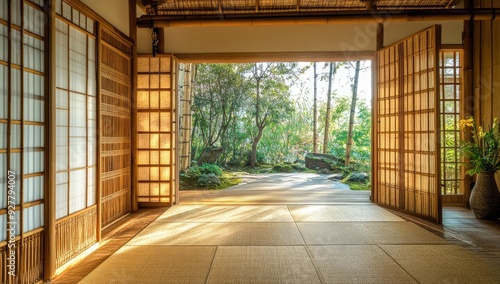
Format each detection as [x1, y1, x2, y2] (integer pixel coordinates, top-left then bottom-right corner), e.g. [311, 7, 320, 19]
[180, 173, 371, 205]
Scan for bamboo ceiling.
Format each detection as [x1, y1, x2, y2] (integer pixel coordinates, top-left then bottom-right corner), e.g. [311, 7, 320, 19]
[142, 0, 458, 16]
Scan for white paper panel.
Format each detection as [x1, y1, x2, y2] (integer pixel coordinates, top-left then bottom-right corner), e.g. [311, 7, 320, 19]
[69, 169, 86, 214]
[11, 0, 21, 26]
[23, 204, 44, 233]
[62, 2, 71, 20]
[23, 150, 43, 175]
[0, 0, 7, 21]
[70, 92, 86, 136]
[0, 123, 6, 149]
[11, 68, 21, 120]
[55, 0, 62, 15]
[56, 89, 69, 109]
[24, 125, 44, 148]
[10, 124, 21, 149]
[79, 13, 87, 30]
[69, 27, 87, 94]
[87, 19, 94, 34]
[70, 137, 86, 169]
[24, 4, 44, 37]
[10, 153, 21, 206]
[87, 167, 96, 206]
[0, 215, 6, 241]
[0, 24, 7, 61]
[0, 153, 5, 209]
[72, 9, 80, 26]
[56, 144, 68, 171]
[56, 19, 69, 89]
[23, 175, 44, 203]
[23, 34, 44, 72]
[56, 172, 69, 218]
[0, 65, 6, 119]
[87, 96, 96, 120]
[87, 118, 96, 166]
[24, 72, 45, 122]
[11, 29, 21, 65]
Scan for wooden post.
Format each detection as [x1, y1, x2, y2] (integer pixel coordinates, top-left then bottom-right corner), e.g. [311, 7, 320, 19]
[129, 0, 139, 211]
[371, 23, 383, 202]
[180, 64, 194, 171]
[95, 24, 102, 242]
[44, 0, 57, 280]
[313, 62, 318, 153]
[461, 0, 475, 206]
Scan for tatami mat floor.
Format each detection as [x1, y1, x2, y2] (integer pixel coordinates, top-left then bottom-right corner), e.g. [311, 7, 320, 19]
[53, 204, 500, 284]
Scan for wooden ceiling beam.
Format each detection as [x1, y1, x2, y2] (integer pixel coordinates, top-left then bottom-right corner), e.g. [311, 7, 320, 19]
[137, 8, 500, 28]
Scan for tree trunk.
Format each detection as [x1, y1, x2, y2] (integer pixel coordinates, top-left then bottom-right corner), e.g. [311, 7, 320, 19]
[251, 72, 262, 167]
[251, 125, 264, 167]
[313, 62, 318, 153]
[345, 61, 361, 166]
[323, 62, 334, 154]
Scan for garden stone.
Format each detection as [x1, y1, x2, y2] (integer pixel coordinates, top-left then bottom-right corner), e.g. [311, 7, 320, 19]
[197, 174, 221, 186]
[347, 172, 369, 183]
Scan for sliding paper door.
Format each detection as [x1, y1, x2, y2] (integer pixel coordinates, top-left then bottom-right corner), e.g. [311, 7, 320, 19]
[374, 26, 442, 223]
[136, 55, 178, 206]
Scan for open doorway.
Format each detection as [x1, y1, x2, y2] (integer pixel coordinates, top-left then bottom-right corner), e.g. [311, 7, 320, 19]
[176, 60, 373, 204]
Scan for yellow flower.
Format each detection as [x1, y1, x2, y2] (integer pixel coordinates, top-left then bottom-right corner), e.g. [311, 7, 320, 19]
[459, 117, 474, 130]
[478, 126, 484, 138]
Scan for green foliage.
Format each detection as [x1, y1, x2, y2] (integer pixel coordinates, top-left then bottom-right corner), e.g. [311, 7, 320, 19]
[198, 164, 223, 176]
[272, 164, 293, 173]
[459, 117, 500, 175]
[180, 170, 243, 190]
[346, 182, 371, 191]
[191, 62, 372, 170]
[183, 163, 223, 178]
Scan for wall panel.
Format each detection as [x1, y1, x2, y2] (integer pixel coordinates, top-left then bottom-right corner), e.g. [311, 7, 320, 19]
[99, 27, 133, 228]
[0, 1, 46, 282]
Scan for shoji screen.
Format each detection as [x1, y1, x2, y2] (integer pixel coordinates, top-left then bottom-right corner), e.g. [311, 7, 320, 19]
[375, 26, 442, 223]
[439, 50, 464, 204]
[54, 1, 97, 268]
[0, 0, 45, 283]
[100, 27, 132, 227]
[136, 55, 178, 206]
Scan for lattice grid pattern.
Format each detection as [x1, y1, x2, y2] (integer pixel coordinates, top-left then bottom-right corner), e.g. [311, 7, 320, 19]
[375, 26, 441, 222]
[54, 1, 98, 269]
[439, 50, 463, 196]
[0, 0, 46, 282]
[137, 55, 178, 205]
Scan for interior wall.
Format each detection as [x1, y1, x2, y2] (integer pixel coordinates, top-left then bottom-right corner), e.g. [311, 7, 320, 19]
[81, 0, 129, 36]
[384, 20, 463, 46]
[135, 20, 463, 55]
[162, 23, 379, 54]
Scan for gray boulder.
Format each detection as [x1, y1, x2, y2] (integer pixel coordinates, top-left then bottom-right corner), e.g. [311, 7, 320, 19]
[305, 153, 344, 171]
[197, 174, 221, 186]
[347, 172, 369, 183]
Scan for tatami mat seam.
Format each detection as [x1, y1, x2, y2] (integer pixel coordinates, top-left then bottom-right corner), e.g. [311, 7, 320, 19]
[287, 205, 326, 284]
[377, 244, 422, 284]
[204, 245, 220, 284]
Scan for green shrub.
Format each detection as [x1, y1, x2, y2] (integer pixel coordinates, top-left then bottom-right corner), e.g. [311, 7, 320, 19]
[272, 164, 293, 173]
[182, 163, 223, 179]
[198, 163, 223, 176]
[291, 163, 307, 172]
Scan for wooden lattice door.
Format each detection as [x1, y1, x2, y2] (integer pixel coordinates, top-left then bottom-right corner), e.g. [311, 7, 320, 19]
[136, 55, 179, 206]
[373, 26, 442, 223]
